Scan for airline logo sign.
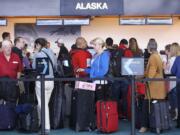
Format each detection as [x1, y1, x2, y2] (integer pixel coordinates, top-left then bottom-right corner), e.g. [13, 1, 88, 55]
[121, 58, 144, 76]
[76, 2, 108, 10]
[60, 0, 123, 16]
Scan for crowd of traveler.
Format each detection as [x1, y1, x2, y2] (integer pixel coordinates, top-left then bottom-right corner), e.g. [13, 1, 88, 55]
[0, 31, 180, 134]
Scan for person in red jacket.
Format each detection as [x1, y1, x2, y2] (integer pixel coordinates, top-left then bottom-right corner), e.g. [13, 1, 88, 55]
[0, 40, 22, 79]
[118, 39, 133, 57]
[70, 37, 92, 77]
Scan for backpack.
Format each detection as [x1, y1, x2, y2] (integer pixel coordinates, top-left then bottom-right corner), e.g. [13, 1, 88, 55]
[106, 49, 125, 77]
[57, 54, 74, 78]
[16, 104, 39, 133]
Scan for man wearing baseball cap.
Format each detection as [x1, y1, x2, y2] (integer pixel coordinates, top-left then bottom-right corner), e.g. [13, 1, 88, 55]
[55, 38, 64, 47]
[55, 38, 74, 77]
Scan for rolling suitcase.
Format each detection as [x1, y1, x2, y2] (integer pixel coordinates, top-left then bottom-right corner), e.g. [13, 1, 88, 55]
[64, 83, 73, 127]
[49, 82, 66, 129]
[0, 100, 17, 130]
[149, 100, 173, 134]
[70, 90, 96, 131]
[96, 100, 118, 133]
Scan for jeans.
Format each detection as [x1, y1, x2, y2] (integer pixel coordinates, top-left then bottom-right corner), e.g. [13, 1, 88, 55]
[112, 79, 129, 117]
[141, 100, 149, 128]
[177, 81, 180, 120]
[35, 80, 54, 130]
[168, 87, 178, 110]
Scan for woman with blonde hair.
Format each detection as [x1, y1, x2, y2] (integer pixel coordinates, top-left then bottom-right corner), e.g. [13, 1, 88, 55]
[171, 43, 180, 128]
[77, 37, 110, 101]
[163, 43, 179, 120]
[167, 43, 180, 121]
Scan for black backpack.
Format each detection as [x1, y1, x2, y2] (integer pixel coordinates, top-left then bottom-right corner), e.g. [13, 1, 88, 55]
[57, 54, 74, 78]
[106, 49, 125, 77]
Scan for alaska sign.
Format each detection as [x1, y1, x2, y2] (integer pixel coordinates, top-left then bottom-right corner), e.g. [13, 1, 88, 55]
[60, 0, 123, 16]
[75, 2, 108, 10]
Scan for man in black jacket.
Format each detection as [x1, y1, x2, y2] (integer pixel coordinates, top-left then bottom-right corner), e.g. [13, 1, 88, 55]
[12, 37, 25, 63]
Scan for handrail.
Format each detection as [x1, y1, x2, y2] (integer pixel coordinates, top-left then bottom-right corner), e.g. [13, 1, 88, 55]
[0, 76, 179, 82]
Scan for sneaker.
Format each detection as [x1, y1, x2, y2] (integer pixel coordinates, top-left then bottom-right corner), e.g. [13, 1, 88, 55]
[45, 129, 50, 133]
[139, 127, 148, 133]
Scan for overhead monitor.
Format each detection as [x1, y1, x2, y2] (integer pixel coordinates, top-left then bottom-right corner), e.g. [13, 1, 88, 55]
[120, 18, 146, 25]
[63, 18, 90, 25]
[146, 18, 173, 25]
[36, 19, 63, 25]
[0, 19, 7, 26]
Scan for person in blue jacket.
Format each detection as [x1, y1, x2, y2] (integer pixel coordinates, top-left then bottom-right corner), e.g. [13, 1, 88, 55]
[171, 46, 180, 128]
[77, 37, 110, 101]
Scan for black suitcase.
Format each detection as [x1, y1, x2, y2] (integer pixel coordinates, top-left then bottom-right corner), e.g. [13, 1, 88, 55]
[70, 89, 96, 131]
[149, 100, 173, 134]
[0, 101, 17, 130]
[0, 77, 19, 102]
[49, 82, 66, 129]
[64, 84, 73, 127]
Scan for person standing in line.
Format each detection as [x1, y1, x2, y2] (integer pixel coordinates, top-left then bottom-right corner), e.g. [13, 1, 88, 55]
[0, 40, 22, 102]
[0, 32, 12, 51]
[0, 40, 22, 79]
[139, 39, 166, 133]
[2, 32, 11, 41]
[129, 37, 143, 57]
[12, 37, 26, 63]
[32, 38, 56, 133]
[70, 37, 92, 77]
[77, 37, 110, 101]
[171, 44, 180, 128]
[167, 43, 179, 120]
[56, 38, 74, 77]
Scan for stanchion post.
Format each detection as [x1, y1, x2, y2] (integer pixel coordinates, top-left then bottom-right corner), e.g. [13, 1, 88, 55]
[131, 75, 136, 135]
[40, 75, 47, 135]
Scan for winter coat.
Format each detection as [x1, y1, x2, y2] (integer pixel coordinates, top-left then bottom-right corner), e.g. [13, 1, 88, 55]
[145, 52, 166, 99]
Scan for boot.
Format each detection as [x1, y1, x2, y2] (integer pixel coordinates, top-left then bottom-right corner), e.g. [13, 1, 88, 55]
[176, 120, 180, 128]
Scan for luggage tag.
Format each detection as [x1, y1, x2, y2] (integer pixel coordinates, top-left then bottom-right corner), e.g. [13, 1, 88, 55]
[75, 81, 96, 91]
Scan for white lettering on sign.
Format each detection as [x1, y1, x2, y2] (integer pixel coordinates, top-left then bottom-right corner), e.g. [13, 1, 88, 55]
[75, 2, 108, 10]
